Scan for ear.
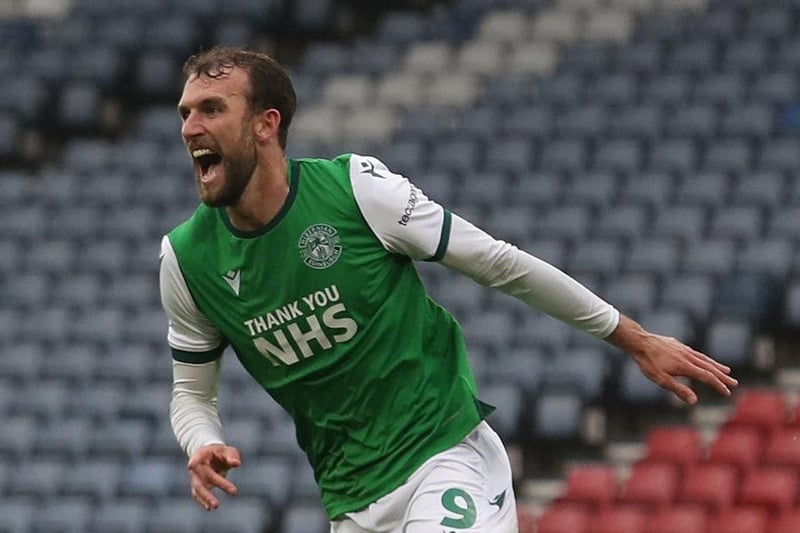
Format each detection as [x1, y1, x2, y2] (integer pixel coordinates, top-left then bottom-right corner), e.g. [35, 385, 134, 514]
[254, 108, 281, 142]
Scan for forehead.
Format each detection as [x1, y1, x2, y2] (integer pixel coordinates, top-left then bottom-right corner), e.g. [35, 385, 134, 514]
[179, 66, 250, 107]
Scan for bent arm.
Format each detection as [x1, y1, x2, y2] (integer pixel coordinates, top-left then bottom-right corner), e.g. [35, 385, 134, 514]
[171, 359, 226, 456]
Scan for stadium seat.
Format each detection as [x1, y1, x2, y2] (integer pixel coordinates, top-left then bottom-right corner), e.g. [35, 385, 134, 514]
[707, 425, 765, 474]
[763, 428, 800, 468]
[622, 461, 681, 510]
[680, 462, 738, 513]
[643, 426, 701, 470]
[770, 509, 800, 533]
[282, 500, 330, 533]
[704, 317, 754, 369]
[592, 504, 647, 533]
[646, 504, 708, 533]
[90, 498, 149, 533]
[726, 388, 788, 434]
[532, 388, 584, 440]
[709, 506, 770, 533]
[535, 503, 590, 533]
[739, 467, 799, 513]
[559, 463, 618, 510]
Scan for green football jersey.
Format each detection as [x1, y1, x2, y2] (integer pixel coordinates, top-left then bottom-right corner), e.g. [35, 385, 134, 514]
[163, 154, 492, 518]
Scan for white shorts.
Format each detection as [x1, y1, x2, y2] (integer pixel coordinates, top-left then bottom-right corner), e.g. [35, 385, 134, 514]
[330, 421, 519, 533]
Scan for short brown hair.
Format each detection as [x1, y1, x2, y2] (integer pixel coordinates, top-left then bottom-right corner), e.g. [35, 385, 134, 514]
[183, 46, 297, 150]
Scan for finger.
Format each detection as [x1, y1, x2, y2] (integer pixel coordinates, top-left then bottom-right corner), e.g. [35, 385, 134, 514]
[687, 353, 739, 388]
[661, 375, 698, 405]
[194, 464, 239, 496]
[191, 475, 220, 511]
[685, 365, 733, 397]
[689, 348, 732, 374]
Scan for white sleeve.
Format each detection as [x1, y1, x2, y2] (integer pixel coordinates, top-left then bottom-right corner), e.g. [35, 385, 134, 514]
[348, 154, 449, 261]
[159, 235, 224, 353]
[170, 359, 226, 456]
[441, 214, 620, 338]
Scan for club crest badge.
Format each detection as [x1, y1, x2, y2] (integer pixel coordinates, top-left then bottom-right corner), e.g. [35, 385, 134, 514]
[298, 224, 342, 269]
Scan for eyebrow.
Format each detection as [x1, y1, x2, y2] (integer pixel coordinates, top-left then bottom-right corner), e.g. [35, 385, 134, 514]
[177, 96, 228, 117]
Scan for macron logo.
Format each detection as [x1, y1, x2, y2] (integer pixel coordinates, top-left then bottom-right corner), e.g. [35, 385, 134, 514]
[223, 270, 241, 296]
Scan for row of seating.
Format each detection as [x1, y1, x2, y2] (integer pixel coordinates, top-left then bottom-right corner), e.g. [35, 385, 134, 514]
[530, 389, 800, 532]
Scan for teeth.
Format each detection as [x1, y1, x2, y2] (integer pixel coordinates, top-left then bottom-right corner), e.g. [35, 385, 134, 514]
[192, 148, 215, 158]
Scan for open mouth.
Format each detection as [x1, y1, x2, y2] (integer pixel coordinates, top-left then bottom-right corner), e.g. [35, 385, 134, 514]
[192, 148, 222, 176]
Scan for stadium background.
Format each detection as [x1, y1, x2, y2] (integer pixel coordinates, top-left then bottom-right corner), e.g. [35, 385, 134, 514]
[1, 0, 800, 531]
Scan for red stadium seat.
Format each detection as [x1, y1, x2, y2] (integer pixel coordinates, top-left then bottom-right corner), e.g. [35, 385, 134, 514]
[707, 425, 765, 474]
[535, 503, 590, 533]
[643, 425, 701, 471]
[622, 461, 680, 510]
[740, 467, 799, 513]
[770, 509, 800, 533]
[709, 506, 770, 533]
[727, 389, 788, 435]
[647, 504, 708, 533]
[592, 504, 647, 533]
[680, 462, 738, 513]
[764, 428, 800, 468]
[559, 463, 618, 509]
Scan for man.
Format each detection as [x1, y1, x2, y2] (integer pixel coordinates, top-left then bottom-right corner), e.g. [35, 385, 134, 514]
[160, 46, 737, 532]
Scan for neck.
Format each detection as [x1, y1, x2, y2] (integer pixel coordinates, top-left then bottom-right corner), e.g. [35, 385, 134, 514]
[226, 152, 289, 231]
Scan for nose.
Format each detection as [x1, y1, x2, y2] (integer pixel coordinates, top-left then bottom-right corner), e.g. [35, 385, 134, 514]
[181, 111, 204, 142]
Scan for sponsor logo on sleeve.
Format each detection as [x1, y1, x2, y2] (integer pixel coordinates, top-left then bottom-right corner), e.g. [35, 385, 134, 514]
[397, 185, 420, 226]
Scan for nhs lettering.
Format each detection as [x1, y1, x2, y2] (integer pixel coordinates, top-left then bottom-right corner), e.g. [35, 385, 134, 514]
[243, 284, 358, 366]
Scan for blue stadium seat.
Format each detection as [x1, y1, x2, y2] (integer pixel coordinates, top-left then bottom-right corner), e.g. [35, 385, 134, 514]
[200, 497, 273, 533]
[483, 139, 533, 173]
[722, 38, 769, 73]
[603, 273, 658, 318]
[618, 173, 675, 209]
[481, 382, 524, 441]
[543, 348, 607, 402]
[737, 239, 794, 279]
[732, 172, 785, 208]
[683, 238, 737, 277]
[9, 458, 66, 499]
[90, 499, 149, 533]
[660, 274, 716, 323]
[535, 204, 591, 243]
[593, 139, 643, 175]
[705, 317, 754, 368]
[146, 498, 207, 533]
[501, 105, 554, 139]
[588, 73, 638, 105]
[0, 498, 35, 533]
[702, 139, 753, 174]
[32, 497, 93, 533]
[641, 73, 691, 106]
[708, 205, 763, 242]
[568, 239, 625, 279]
[647, 138, 698, 175]
[666, 104, 718, 140]
[652, 205, 708, 243]
[594, 204, 649, 242]
[532, 388, 584, 440]
[625, 238, 681, 277]
[282, 499, 330, 533]
[666, 39, 716, 73]
[693, 72, 746, 105]
[564, 172, 618, 208]
[0, 415, 37, 460]
[60, 459, 121, 503]
[720, 103, 774, 139]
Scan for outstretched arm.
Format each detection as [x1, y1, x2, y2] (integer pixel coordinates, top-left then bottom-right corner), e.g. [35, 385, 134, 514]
[605, 314, 737, 404]
[439, 214, 737, 403]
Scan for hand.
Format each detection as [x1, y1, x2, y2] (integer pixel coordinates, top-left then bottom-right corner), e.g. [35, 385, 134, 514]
[187, 444, 241, 510]
[607, 315, 738, 404]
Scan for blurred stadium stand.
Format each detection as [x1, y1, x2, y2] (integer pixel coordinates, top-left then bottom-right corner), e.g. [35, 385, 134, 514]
[2, 0, 800, 531]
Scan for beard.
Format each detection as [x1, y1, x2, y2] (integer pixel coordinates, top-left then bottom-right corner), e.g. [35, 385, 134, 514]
[198, 130, 258, 208]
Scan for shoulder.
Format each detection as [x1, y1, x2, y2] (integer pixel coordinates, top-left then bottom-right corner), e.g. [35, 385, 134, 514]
[168, 204, 217, 248]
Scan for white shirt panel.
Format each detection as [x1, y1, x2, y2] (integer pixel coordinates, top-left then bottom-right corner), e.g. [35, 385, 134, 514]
[159, 235, 224, 352]
[348, 154, 446, 260]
